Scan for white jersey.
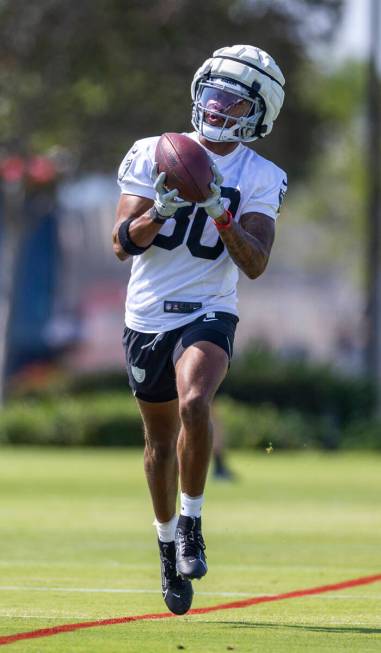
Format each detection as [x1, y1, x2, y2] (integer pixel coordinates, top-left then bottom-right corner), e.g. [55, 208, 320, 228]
[118, 131, 287, 333]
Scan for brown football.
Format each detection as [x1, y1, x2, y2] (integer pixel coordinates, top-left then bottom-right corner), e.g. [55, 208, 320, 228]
[155, 132, 213, 203]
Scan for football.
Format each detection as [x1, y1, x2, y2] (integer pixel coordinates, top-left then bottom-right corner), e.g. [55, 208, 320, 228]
[155, 132, 213, 203]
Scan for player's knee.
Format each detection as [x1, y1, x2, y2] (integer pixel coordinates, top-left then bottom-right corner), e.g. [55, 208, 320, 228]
[144, 435, 176, 463]
[179, 391, 210, 428]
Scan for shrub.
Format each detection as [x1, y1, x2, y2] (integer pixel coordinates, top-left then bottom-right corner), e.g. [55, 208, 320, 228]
[1, 393, 380, 450]
[11, 345, 376, 429]
[0, 402, 53, 445]
[221, 345, 376, 424]
[0, 394, 143, 447]
[341, 418, 381, 450]
[215, 398, 325, 450]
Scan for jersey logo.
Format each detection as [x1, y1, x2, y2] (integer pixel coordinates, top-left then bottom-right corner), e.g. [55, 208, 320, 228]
[131, 365, 146, 383]
[118, 146, 138, 182]
[118, 157, 133, 181]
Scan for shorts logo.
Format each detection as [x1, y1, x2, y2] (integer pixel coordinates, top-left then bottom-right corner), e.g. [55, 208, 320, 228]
[131, 365, 146, 383]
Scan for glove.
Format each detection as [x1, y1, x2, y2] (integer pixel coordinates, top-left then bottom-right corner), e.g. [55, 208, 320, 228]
[197, 162, 225, 220]
[151, 164, 192, 219]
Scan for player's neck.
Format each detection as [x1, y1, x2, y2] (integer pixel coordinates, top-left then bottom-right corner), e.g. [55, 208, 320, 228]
[198, 136, 240, 157]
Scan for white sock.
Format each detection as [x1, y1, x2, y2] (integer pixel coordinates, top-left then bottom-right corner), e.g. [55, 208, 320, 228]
[180, 492, 204, 518]
[153, 514, 178, 543]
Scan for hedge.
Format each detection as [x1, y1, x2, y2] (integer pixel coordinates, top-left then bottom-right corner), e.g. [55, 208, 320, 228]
[221, 346, 376, 425]
[4, 343, 379, 449]
[13, 347, 376, 429]
[217, 398, 329, 450]
[1, 393, 380, 449]
[0, 394, 143, 447]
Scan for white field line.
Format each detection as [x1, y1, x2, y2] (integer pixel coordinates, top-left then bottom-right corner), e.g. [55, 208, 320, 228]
[0, 561, 377, 574]
[0, 586, 379, 600]
[0, 586, 245, 597]
[0, 615, 92, 620]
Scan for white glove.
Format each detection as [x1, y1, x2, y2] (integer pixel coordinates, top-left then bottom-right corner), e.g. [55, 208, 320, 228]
[197, 163, 225, 220]
[151, 164, 192, 219]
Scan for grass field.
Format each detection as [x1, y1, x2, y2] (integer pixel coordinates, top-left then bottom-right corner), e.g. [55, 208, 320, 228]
[0, 448, 380, 652]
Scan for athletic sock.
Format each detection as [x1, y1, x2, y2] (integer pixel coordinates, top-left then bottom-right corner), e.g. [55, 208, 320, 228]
[180, 492, 204, 518]
[153, 514, 178, 543]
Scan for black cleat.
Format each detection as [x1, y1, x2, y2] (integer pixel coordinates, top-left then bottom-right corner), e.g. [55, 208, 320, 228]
[158, 540, 193, 615]
[175, 515, 208, 580]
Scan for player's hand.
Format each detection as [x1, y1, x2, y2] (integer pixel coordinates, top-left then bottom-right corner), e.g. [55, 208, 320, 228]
[151, 164, 192, 219]
[197, 163, 225, 220]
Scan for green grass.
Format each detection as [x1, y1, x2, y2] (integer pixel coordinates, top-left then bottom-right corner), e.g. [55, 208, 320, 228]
[0, 448, 380, 652]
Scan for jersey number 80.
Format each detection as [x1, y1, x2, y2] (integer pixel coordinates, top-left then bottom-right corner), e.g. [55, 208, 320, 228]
[153, 187, 240, 261]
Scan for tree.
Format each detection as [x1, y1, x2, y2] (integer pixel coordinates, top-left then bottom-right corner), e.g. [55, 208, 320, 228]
[0, 0, 343, 176]
[0, 0, 345, 402]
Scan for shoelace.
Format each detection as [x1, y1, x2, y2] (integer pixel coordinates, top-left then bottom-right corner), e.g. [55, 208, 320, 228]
[178, 528, 206, 558]
[161, 553, 188, 590]
[162, 555, 177, 581]
[160, 546, 179, 585]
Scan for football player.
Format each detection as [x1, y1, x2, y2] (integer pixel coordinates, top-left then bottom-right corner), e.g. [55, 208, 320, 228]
[113, 44, 287, 615]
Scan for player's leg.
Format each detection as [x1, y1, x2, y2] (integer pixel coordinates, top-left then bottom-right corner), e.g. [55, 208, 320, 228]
[123, 326, 193, 614]
[176, 341, 229, 496]
[123, 326, 181, 523]
[174, 340, 229, 580]
[136, 397, 192, 615]
[137, 398, 180, 523]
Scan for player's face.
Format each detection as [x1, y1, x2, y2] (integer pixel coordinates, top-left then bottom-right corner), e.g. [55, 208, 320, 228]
[200, 87, 252, 128]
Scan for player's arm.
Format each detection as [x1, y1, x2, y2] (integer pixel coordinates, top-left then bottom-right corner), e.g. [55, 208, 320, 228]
[199, 163, 276, 279]
[113, 170, 192, 262]
[113, 194, 159, 261]
[216, 211, 275, 279]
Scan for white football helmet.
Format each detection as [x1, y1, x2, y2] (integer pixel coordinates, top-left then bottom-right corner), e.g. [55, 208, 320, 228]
[191, 44, 285, 143]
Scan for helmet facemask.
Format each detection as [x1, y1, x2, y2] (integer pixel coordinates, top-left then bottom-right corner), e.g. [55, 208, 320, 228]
[192, 79, 266, 143]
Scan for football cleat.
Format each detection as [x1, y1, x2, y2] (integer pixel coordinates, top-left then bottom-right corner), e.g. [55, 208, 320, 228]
[158, 540, 193, 615]
[175, 515, 208, 580]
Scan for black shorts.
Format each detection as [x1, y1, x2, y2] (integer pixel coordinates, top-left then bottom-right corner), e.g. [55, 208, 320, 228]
[123, 312, 238, 403]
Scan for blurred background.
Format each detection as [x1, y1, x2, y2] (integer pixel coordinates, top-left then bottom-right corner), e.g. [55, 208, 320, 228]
[0, 0, 380, 453]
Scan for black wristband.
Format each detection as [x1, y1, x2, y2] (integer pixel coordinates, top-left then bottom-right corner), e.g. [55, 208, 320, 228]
[118, 218, 150, 255]
[149, 206, 166, 224]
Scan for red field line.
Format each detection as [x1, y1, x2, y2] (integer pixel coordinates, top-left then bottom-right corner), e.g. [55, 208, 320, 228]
[1, 573, 380, 647]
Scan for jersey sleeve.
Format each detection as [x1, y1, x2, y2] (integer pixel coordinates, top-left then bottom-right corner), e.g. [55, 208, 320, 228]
[241, 162, 288, 221]
[117, 139, 157, 200]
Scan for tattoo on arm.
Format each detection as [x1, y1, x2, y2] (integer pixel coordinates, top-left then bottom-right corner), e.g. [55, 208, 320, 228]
[218, 213, 275, 279]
